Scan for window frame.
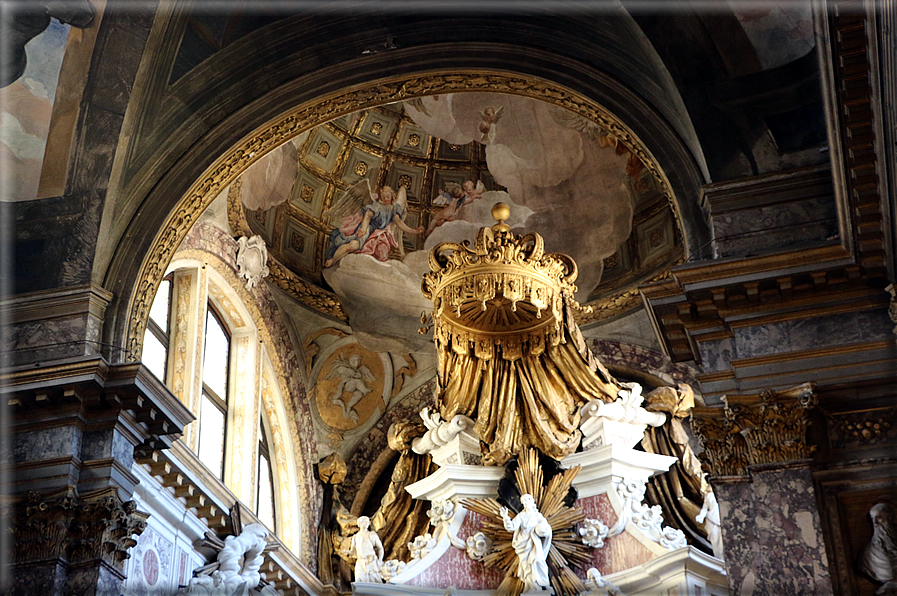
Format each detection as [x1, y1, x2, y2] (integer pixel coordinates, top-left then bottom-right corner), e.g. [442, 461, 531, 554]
[198, 301, 231, 480]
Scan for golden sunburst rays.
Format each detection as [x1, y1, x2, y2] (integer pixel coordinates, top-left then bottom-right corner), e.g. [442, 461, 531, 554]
[462, 448, 591, 596]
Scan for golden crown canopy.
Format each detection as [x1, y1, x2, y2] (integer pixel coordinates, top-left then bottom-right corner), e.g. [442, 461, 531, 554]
[421, 204, 619, 465]
[422, 203, 584, 362]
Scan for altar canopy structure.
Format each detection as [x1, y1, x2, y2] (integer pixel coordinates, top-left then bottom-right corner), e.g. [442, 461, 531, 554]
[423, 204, 621, 465]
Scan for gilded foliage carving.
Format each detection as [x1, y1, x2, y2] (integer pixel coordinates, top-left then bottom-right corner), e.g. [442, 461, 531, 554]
[11, 489, 148, 571]
[691, 382, 817, 477]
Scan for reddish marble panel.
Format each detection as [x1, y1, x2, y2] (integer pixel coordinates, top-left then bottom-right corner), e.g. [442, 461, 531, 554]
[405, 511, 504, 590]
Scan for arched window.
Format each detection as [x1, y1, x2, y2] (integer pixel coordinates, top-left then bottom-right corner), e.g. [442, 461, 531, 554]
[138, 259, 300, 549]
[142, 275, 172, 382]
[197, 304, 230, 480]
[256, 415, 276, 531]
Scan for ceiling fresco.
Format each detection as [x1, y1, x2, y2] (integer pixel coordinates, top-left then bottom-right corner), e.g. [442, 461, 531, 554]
[228, 92, 683, 354]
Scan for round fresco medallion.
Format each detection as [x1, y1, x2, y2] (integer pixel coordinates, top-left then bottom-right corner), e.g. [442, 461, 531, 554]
[315, 344, 385, 431]
[143, 548, 160, 586]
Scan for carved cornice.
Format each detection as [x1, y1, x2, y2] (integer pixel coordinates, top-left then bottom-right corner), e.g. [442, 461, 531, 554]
[690, 382, 817, 477]
[11, 487, 148, 572]
[2, 358, 194, 457]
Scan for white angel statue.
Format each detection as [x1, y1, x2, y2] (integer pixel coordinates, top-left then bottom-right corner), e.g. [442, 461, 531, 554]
[323, 179, 423, 267]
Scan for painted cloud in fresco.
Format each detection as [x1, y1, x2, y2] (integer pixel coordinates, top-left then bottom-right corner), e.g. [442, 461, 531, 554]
[1, 20, 70, 202]
[326, 94, 637, 354]
[406, 93, 633, 299]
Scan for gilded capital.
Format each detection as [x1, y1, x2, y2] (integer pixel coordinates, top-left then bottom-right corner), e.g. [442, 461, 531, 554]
[691, 382, 817, 477]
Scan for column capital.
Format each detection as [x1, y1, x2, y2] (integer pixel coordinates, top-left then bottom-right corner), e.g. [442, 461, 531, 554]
[691, 382, 817, 478]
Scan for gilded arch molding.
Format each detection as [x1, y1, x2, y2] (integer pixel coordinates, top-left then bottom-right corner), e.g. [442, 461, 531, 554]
[126, 71, 687, 359]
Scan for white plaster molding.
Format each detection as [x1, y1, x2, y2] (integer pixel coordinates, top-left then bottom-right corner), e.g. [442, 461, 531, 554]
[465, 532, 492, 561]
[408, 533, 437, 560]
[427, 499, 466, 549]
[561, 444, 677, 499]
[405, 464, 505, 502]
[579, 518, 610, 549]
[379, 559, 406, 582]
[584, 568, 625, 596]
[598, 546, 727, 596]
[131, 464, 210, 544]
[580, 383, 666, 450]
[236, 235, 270, 289]
[606, 477, 686, 552]
[412, 407, 479, 467]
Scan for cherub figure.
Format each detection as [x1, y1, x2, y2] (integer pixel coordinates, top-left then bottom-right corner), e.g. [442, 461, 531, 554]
[326, 353, 375, 422]
[323, 180, 423, 267]
[425, 179, 486, 238]
[478, 105, 504, 144]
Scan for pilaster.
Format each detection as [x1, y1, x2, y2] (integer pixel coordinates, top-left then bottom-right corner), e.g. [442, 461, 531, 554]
[2, 357, 194, 595]
[691, 383, 833, 595]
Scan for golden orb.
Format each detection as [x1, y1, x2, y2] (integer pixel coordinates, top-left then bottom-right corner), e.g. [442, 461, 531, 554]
[492, 202, 511, 223]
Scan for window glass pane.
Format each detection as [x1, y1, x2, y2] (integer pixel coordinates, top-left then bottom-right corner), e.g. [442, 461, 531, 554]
[142, 331, 168, 382]
[203, 309, 229, 399]
[257, 452, 275, 530]
[149, 279, 170, 333]
[197, 394, 225, 478]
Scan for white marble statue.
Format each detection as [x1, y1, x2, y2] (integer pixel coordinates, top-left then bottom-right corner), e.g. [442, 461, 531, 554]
[500, 493, 553, 593]
[352, 516, 385, 583]
[859, 502, 897, 594]
[182, 523, 269, 595]
[696, 490, 724, 561]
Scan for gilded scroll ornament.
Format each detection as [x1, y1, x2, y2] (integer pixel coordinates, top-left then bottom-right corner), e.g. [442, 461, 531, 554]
[691, 382, 817, 477]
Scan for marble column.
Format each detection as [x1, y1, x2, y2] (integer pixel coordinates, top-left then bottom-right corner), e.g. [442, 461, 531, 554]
[692, 383, 834, 595]
[2, 359, 194, 596]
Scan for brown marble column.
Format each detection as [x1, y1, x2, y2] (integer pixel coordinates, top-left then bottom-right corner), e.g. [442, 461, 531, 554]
[2, 359, 193, 596]
[692, 383, 834, 596]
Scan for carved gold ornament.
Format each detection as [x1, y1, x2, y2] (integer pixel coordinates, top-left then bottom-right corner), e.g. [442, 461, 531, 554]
[691, 382, 817, 477]
[423, 203, 585, 362]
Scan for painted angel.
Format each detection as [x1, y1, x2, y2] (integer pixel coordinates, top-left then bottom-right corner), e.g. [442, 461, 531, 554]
[425, 179, 486, 238]
[326, 353, 375, 422]
[478, 105, 504, 144]
[323, 180, 424, 268]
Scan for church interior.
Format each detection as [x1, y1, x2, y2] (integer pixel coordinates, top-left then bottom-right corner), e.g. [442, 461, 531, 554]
[2, 1, 896, 595]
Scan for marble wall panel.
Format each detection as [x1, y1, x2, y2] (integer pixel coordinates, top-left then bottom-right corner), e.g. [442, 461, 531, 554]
[13, 192, 102, 293]
[14, 425, 82, 463]
[712, 197, 837, 258]
[404, 510, 504, 590]
[590, 339, 701, 389]
[8, 315, 91, 366]
[715, 466, 832, 596]
[731, 309, 893, 361]
[698, 337, 736, 374]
